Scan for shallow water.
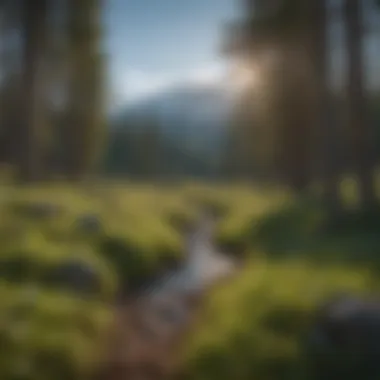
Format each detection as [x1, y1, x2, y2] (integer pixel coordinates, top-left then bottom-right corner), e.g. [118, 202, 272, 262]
[144, 211, 236, 296]
[104, 212, 237, 379]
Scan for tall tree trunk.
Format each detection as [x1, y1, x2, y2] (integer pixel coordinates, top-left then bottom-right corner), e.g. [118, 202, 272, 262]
[310, 0, 341, 211]
[273, 42, 314, 193]
[65, 0, 104, 181]
[343, 0, 376, 209]
[17, 0, 48, 182]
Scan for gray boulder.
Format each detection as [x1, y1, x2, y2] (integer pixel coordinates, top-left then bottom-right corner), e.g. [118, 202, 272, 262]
[46, 259, 102, 296]
[307, 293, 380, 379]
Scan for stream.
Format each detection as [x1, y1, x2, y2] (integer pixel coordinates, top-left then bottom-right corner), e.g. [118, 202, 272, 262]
[142, 210, 236, 297]
[104, 211, 237, 379]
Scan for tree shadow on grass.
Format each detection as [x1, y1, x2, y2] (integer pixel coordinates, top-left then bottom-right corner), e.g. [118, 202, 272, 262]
[251, 197, 380, 269]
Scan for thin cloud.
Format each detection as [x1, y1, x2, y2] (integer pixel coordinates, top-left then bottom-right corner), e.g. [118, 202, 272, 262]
[115, 61, 227, 105]
[116, 69, 173, 104]
[185, 61, 226, 86]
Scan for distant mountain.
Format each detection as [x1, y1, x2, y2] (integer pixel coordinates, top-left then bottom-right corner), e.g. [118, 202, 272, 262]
[111, 82, 233, 154]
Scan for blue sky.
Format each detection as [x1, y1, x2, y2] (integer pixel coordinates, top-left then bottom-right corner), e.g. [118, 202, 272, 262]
[103, 0, 380, 108]
[104, 0, 241, 106]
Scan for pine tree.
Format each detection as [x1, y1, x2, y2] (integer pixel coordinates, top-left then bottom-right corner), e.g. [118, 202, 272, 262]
[16, 0, 48, 181]
[308, 0, 342, 210]
[343, 0, 377, 209]
[65, 0, 105, 180]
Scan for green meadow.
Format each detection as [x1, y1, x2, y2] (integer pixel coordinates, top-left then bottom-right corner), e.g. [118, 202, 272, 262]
[1, 180, 380, 379]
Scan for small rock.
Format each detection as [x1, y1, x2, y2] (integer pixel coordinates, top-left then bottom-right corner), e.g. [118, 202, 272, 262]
[46, 259, 102, 296]
[75, 214, 103, 233]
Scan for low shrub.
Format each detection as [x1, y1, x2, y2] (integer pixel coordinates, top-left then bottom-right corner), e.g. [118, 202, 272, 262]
[182, 259, 377, 380]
